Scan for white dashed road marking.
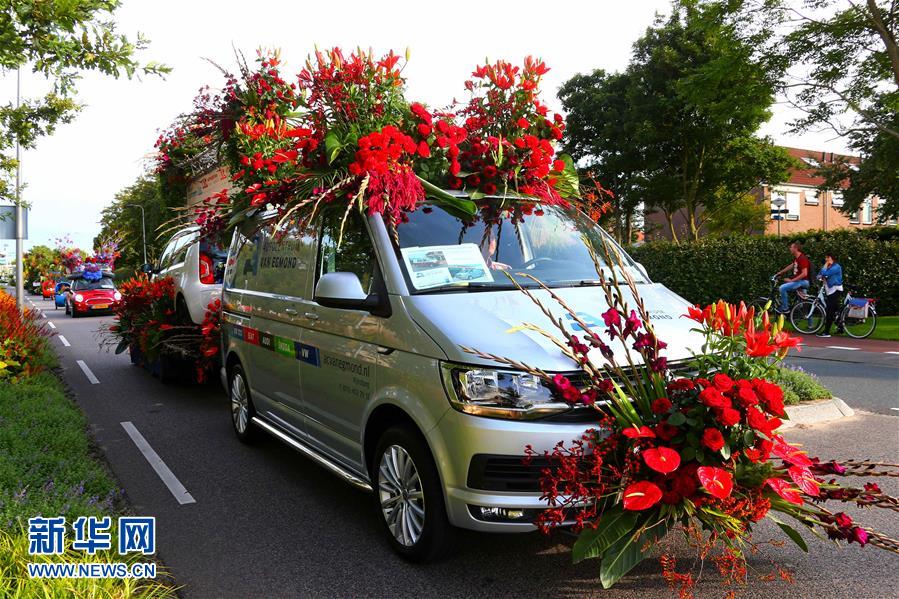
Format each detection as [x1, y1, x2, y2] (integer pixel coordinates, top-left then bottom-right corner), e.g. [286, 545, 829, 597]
[76, 360, 100, 384]
[57, 335, 70, 347]
[47, 321, 56, 329]
[825, 346, 859, 351]
[121, 421, 196, 505]
[886, 351, 899, 355]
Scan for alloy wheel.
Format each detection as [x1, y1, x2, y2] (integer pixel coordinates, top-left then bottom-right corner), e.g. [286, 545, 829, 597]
[378, 445, 425, 547]
[231, 374, 249, 434]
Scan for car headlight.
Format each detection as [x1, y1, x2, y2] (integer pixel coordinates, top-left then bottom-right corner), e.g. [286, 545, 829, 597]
[441, 364, 570, 419]
[114, 292, 122, 301]
[74, 294, 84, 303]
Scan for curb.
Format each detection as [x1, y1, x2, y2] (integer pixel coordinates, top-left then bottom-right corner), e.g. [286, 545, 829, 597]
[780, 397, 854, 429]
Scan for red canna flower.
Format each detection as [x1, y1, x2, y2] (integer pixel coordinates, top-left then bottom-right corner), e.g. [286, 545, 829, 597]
[623, 481, 663, 511]
[697, 466, 733, 500]
[642, 447, 681, 474]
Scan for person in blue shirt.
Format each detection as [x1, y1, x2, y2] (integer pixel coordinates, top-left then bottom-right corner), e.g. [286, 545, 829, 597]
[816, 252, 844, 338]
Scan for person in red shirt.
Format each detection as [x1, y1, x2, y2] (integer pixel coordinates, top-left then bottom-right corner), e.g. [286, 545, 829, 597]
[774, 241, 811, 313]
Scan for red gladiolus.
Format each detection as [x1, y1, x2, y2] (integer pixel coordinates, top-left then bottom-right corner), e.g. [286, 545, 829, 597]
[766, 478, 803, 505]
[697, 466, 733, 500]
[623, 481, 663, 511]
[788, 466, 820, 496]
[702, 428, 725, 452]
[642, 447, 681, 474]
[622, 425, 656, 439]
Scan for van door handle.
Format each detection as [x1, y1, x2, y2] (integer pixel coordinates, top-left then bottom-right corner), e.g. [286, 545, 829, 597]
[284, 308, 298, 316]
[303, 312, 319, 321]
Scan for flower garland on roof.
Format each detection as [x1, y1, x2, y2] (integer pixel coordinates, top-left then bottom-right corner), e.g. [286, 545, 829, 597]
[154, 48, 585, 236]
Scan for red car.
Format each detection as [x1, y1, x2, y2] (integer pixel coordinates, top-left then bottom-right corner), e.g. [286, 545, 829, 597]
[66, 273, 121, 318]
[41, 279, 56, 300]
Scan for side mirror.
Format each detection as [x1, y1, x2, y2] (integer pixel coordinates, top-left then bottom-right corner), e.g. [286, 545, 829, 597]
[315, 272, 382, 312]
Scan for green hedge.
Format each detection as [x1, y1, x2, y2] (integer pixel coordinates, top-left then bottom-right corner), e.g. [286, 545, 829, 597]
[630, 227, 899, 315]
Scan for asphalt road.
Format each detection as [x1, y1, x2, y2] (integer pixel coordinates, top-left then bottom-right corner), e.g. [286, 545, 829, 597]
[21, 293, 899, 598]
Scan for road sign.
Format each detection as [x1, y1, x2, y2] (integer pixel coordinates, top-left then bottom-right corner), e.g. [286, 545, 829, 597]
[0, 206, 27, 239]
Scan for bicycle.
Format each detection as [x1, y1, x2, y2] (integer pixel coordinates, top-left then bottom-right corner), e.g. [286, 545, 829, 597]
[789, 285, 878, 338]
[752, 275, 805, 315]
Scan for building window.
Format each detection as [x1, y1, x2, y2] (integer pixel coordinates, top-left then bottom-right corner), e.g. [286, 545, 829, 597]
[805, 190, 819, 205]
[862, 197, 873, 225]
[832, 192, 844, 208]
[849, 210, 859, 224]
[786, 191, 800, 219]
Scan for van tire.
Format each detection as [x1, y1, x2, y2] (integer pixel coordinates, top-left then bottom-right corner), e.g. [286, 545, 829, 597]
[229, 365, 258, 443]
[372, 425, 454, 563]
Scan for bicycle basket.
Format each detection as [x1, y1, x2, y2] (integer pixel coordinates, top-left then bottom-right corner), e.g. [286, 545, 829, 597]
[847, 298, 870, 319]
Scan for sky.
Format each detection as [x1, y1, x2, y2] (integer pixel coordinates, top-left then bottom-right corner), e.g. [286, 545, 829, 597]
[0, 0, 852, 255]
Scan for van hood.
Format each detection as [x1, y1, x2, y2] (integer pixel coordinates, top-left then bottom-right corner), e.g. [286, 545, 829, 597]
[403, 283, 703, 372]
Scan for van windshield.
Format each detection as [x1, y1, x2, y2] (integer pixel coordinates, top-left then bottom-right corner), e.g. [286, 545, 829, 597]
[395, 200, 647, 292]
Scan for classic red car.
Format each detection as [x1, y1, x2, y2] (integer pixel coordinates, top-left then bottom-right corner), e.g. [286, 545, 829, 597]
[66, 273, 121, 317]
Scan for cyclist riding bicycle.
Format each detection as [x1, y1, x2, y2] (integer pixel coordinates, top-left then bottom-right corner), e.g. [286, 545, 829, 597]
[816, 252, 844, 338]
[773, 240, 811, 313]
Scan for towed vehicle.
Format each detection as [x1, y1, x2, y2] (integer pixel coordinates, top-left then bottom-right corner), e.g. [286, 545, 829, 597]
[220, 195, 705, 561]
[54, 280, 71, 309]
[67, 272, 121, 317]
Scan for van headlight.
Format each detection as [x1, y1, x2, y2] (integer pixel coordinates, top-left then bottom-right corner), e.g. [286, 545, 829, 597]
[441, 364, 569, 419]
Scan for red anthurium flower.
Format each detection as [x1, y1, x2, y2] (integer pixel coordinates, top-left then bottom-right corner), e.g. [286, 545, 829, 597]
[771, 437, 814, 467]
[697, 466, 733, 500]
[642, 447, 681, 474]
[622, 425, 656, 439]
[788, 466, 820, 496]
[622, 480, 663, 511]
[766, 477, 804, 505]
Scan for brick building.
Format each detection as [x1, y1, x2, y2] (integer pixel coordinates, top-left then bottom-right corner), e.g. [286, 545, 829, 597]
[643, 146, 890, 240]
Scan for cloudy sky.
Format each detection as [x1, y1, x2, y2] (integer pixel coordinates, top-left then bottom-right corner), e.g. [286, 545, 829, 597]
[2, 0, 849, 254]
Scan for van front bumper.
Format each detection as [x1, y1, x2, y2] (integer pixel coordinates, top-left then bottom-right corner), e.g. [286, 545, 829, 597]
[427, 408, 603, 533]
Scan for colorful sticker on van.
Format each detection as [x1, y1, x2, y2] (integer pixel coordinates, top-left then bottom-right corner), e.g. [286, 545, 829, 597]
[226, 322, 321, 367]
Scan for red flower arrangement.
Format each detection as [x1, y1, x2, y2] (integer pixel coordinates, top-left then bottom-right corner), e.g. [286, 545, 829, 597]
[467, 240, 899, 592]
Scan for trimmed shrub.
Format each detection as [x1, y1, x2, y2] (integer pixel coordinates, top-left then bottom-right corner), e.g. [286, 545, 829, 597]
[773, 366, 832, 405]
[630, 227, 899, 314]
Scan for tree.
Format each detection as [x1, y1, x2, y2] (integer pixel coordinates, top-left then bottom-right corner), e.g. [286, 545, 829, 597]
[0, 1, 167, 202]
[743, 0, 899, 220]
[22, 243, 57, 289]
[559, 0, 794, 242]
[95, 175, 168, 275]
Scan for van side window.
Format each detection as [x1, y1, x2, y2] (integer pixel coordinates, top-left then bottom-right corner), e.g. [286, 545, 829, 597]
[317, 210, 376, 294]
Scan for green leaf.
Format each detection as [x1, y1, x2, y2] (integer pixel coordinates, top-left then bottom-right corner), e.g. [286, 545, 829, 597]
[667, 411, 686, 426]
[680, 446, 696, 462]
[770, 517, 809, 552]
[599, 521, 669, 589]
[324, 131, 343, 165]
[556, 153, 581, 198]
[572, 507, 637, 564]
[417, 177, 477, 215]
[114, 338, 131, 355]
[720, 443, 732, 460]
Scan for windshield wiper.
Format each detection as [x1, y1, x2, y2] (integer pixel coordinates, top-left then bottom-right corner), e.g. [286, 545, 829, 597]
[419, 282, 534, 294]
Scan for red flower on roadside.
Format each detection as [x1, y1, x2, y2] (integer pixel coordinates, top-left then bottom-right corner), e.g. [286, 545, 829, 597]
[697, 466, 733, 500]
[623, 481, 663, 511]
[642, 447, 681, 474]
[766, 478, 803, 505]
[788, 466, 820, 497]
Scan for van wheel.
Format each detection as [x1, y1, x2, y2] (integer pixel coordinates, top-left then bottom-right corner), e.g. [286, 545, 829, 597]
[229, 365, 258, 442]
[372, 426, 454, 562]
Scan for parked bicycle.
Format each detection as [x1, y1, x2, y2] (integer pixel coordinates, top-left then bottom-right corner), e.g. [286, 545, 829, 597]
[789, 285, 878, 338]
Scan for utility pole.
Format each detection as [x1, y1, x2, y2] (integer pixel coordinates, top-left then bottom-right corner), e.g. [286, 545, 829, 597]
[15, 67, 24, 313]
[126, 203, 147, 265]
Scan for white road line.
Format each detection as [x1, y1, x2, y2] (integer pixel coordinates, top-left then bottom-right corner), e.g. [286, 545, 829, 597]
[120, 421, 196, 505]
[886, 351, 899, 355]
[47, 321, 56, 329]
[891, 408, 899, 412]
[825, 346, 859, 351]
[57, 335, 70, 347]
[75, 360, 99, 384]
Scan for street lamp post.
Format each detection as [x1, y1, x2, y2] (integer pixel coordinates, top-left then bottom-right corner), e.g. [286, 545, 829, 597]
[14, 67, 24, 313]
[125, 204, 147, 266]
[771, 196, 787, 238]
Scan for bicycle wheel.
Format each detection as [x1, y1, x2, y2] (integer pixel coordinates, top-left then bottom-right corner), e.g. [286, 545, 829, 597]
[841, 306, 877, 339]
[790, 300, 825, 334]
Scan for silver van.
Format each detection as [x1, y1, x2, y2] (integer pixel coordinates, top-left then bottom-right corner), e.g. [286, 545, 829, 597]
[220, 196, 703, 561]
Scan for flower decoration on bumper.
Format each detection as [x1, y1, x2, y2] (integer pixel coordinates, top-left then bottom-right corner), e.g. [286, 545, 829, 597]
[466, 242, 899, 594]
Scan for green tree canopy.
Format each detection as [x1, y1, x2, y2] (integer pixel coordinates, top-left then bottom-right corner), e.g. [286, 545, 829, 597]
[0, 0, 167, 202]
[559, 0, 794, 242]
[743, 0, 899, 220]
[95, 174, 169, 275]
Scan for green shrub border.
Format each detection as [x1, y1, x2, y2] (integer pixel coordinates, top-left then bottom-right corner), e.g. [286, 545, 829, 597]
[630, 227, 899, 315]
